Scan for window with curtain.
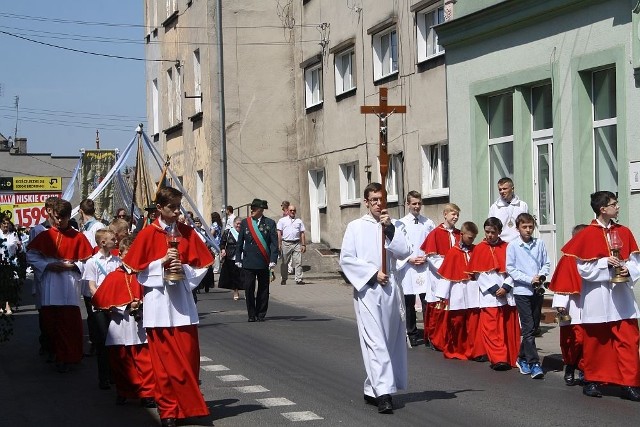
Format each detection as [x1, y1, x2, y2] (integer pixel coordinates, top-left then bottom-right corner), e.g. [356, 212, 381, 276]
[592, 67, 617, 193]
[488, 92, 514, 201]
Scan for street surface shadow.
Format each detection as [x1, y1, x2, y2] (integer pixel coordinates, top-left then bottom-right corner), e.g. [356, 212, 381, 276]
[206, 398, 266, 422]
[263, 315, 332, 322]
[394, 389, 481, 408]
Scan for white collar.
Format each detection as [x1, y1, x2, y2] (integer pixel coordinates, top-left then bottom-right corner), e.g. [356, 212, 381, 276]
[495, 194, 521, 208]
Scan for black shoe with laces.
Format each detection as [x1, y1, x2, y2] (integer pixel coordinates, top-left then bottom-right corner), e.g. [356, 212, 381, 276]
[583, 382, 603, 398]
[376, 394, 393, 414]
[621, 386, 640, 402]
[564, 365, 576, 386]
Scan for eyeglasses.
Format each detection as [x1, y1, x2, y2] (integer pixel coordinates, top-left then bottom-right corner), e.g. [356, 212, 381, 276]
[367, 198, 383, 205]
[605, 202, 619, 208]
[290, 210, 296, 212]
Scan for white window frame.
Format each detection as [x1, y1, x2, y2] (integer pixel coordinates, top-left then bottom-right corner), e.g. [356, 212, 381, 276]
[196, 169, 204, 214]
[372, 28, 398, 81]
[384, 154, 402, 203]
[487, 92, 514, 202]
[193, 49, 202, 113]
[152, 78, 159, 134]
[167, 68, 174, 126]
[166, 0, 178, 18]
[416, 2, 445, 63]
[530, 83, 555, 227]
[304, 63, 323, 108]
[339, 162, 360, 205]
[334, 48, 356, 96]
[174, 63, 182, 124]
[591, 67, 618, 193]
[421, 143, 449, 197]
[310, 169, 327, 208]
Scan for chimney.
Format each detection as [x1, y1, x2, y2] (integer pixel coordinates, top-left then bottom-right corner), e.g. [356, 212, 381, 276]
[14, 137, 27, 153]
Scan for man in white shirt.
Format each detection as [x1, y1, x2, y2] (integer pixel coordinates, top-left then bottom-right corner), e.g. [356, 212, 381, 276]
[395, 191, 435, 347]
[277, 205, 306, 285]
[79, 198, 107, 247]
[488, 177, 528, 243]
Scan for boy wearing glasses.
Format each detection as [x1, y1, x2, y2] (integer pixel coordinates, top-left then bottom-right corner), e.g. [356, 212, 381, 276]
[559, 191, 640, 401]
[340, 182, 411, 414]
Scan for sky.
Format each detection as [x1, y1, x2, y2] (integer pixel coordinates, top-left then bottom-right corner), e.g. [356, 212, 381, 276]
[0, 1, 146, 157]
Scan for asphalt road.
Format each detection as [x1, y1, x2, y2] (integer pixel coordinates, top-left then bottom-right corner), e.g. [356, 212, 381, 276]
[1, 285, 640, 426]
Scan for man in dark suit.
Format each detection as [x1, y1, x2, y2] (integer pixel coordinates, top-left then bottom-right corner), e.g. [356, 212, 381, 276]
[235, 199, 278, 322]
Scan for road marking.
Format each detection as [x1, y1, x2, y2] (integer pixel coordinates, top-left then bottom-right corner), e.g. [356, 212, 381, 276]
[217, 374, 249, 382]
[281, 411, 324, 421]
[200, 356, 212, 362]
[256, 397, 295, 407]
[201, 365, 230, 372]
[234, 385, 269, 393]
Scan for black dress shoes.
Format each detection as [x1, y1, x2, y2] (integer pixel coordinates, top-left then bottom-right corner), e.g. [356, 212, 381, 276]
[140, 397, 157, 408]
[257, 317, 265, 322]
[160, 418, 177, 427]
[621, 386, 640, 401]
[491, 362, 511, 371]
[583, 382, 603, 398]
[248, 316, 257, 322]
[364, 394, 376, 405]
[564, 365, 576, 386]
[473, 355, 489, 363]
[377, 394, 393, 414]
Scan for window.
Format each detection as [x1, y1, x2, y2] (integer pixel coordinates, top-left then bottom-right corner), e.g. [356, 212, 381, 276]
[304, 63, 323, 108]
[152, 79, 159, 134]
[339, 162, 360, 204]
[166, 0, 177, 17]
[335, 49, 355, 96]
[309, 169, 326, 208]
[167, 68, 174, 125]
[174, 64, 182, 123]
[373, 28, 398, 81]
[531, 84, 554, 226]
[386, 154, 403, 203]
[592, 68, 617, 192]
[417, 3, 445, 62]
[488, 92, 514, 201]
[422, 143, 449, 197]
[196, 170, 204, 214]
[193, 49, 202, 113]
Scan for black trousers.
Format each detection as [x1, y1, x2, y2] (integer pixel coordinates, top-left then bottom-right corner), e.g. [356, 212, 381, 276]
[514, 294, 541, 364]
[243, 268, 270, 319]
[84, 296, 110, 383]
[532, 293, 544, 331]
[405, 293, 426, 339]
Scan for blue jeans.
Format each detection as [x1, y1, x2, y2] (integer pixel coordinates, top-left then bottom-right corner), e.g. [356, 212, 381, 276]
[514, 294, 541, 364]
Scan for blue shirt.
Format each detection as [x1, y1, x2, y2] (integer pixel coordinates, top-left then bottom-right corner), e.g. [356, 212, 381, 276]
[506, 236, 550, 296]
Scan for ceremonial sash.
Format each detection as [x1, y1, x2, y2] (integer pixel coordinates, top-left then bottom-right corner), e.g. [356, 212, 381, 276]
[247, 218, 269, 263]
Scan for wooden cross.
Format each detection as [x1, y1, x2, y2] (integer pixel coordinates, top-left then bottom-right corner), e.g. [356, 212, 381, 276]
[360, 87, 406, 273]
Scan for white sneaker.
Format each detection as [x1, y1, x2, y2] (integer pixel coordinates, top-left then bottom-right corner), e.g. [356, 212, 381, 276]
[287, 267, 293, 274]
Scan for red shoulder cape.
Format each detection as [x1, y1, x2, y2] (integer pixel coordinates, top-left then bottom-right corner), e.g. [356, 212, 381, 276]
[27, 226, 93, 261]
[561, 220, 639, 261]
[92, 267, 143, 309]
[548, 255, 582, 294]
[420, 224, 461, 256]
[123, 220, 214, 272]
[466, 240, 507, 274]
[92, 246, 120, 256]
[438, 245, 474, 282]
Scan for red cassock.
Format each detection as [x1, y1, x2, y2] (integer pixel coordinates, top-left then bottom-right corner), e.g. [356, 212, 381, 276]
[554, 221, 640, 386]
[123, 220, 214, 272]
[467, 240, 520, 367]
[92, 267, 155, 399]
[122, 220, 212, 419]
[421, 225, 461, 350]
[28, 226, 93, 364]
[437, 245, 484, 360]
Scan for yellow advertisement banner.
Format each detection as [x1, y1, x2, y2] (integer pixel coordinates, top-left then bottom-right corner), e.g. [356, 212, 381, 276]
[13, 177, 62, 191]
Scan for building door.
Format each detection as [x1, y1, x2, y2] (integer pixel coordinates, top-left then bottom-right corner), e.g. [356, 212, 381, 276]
[308, 169, 326, 243]
[533, 138, 556, 270]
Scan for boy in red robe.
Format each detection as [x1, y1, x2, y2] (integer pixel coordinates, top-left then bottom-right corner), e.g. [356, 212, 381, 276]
[93, 234, 156, 408]
[27, 198, 93, 373]
[123, 187, 214, 427]
[420, 203, 461, 351]
[557, 191, 640, 401]
[467, 217, 520, 371]
[436, 221, 484, 360]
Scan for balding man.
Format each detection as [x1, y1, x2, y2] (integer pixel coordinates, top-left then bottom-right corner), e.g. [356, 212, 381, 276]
[277, 205, 306, 285]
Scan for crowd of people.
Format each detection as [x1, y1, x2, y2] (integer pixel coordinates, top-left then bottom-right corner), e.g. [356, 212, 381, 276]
[340, 180, 640, 415]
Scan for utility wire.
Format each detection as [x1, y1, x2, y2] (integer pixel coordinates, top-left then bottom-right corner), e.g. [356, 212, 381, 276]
[0, 114, 135, 133]
[0, 106, 145, 122]
[0, 30, 172, 62]
[0, 105, 145, 120]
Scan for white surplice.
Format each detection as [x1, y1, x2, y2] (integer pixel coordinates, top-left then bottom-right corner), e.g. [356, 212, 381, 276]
[105, 305, 147, 346]
[340, 214, 412, 397]
[395, 214, 435, 296]
[137, 259, 208, 328]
